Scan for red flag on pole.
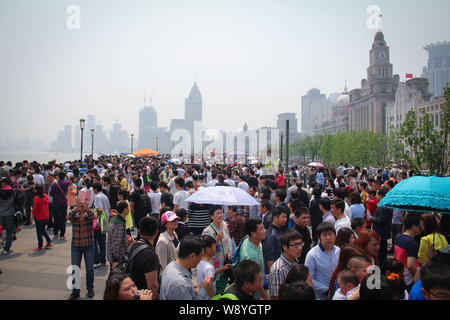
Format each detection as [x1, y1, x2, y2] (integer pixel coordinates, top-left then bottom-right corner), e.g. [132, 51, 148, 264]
[406, 73, 413, 79]
[315, 118, 319, 121]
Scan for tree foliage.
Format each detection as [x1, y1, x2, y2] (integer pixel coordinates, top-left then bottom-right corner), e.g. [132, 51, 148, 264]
[290, 86, 449, 176]
[398, 86, 449, 176]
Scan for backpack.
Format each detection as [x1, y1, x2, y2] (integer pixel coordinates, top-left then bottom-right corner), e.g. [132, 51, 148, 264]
[211, 285, 239, 300]
[108, 243, 150, 281]
[231, 235, 249, 266]
[138, 192, 152, 215]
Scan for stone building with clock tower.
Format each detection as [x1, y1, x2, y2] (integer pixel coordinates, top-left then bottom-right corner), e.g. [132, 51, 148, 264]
[348, 31, 400, 134]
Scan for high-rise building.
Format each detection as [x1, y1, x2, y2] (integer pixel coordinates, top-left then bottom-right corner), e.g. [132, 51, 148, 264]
[109, 122, 129, 152]
[301, 88, 326, 135]
[422, 42, 450, 98]
[277, 113, 299, 143]
[64, 125, 72, 149]
[138, 98, 158, 149]
[348, 31, 400, 134]
[169, 81, 204, 155]
[185, 81, 202, 121]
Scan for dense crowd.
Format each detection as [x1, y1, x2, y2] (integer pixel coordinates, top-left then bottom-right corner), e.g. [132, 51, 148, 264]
[0, 156, 449, 300]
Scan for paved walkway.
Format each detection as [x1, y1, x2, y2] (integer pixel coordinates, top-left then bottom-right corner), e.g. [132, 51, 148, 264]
[0, 223, 111, 300]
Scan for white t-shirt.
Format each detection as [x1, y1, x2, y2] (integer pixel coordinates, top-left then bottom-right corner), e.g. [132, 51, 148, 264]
[173, 190, 190, 210]
[168, 177, 178, 195]
[196, 260, 216, 296]
[335, 216, 352, 233]
[207, 179, 218, 187]
[344, 202, 352, 221]
[33, 174, 45, 186]
[238, 181, 249, 192]
[149, 192, 161, 214]
[225, 179, 236, 187]
[332, 285, 359, 300]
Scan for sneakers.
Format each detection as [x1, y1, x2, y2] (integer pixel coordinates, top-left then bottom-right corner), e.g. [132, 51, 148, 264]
[93, 263, 102, 268]
[87, 290, 95, 298]
[53, 236, 59, 241]
[60, 236, 66, 241]
[45, 243, 53, 249]
[1, 250, 10, 255]
[67, 293, 80, 300]
[33, 247, 44, 251]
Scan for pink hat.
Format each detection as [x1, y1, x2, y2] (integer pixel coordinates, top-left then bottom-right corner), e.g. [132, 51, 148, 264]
[161, 211, 179, 224]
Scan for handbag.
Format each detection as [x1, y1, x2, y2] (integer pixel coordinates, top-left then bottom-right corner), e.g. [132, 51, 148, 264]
[210, 224, 235, 284]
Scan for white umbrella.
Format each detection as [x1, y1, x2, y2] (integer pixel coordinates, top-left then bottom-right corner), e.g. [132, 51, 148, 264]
[127, 154, 136, 158]
[185, 186, 259, 206]
[169, 158, 182, 165]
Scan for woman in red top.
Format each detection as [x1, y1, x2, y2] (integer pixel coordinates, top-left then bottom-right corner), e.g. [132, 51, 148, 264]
[365, 190, 378, 228]
[32, 185, 53, 250]
[276, 169, 285, 188]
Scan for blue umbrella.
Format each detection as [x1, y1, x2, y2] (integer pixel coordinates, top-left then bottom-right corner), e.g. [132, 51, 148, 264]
[378, 175, 450, 213]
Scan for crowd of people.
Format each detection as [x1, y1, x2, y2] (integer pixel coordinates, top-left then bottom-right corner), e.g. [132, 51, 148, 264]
[0, 157, 449, 300]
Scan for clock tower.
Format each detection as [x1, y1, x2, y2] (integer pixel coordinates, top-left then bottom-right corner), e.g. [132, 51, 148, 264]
[367, 32, 393, 80]
[348, 31, 399, 134]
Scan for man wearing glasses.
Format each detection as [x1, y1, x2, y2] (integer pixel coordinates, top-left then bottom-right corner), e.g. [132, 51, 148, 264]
[268, 229, 304, 300]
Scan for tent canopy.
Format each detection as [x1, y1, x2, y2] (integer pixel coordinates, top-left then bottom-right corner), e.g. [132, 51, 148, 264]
[133, 148, 160, 156]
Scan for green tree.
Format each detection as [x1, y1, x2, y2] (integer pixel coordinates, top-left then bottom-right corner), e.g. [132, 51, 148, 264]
[398, 86, 450, 176]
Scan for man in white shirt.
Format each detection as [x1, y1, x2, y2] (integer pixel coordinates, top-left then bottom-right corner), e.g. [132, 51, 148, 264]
[149, 181, 161, 217]
[173, 177, 189, 211]
[224, 172, 236, 187]
[207, 172, 218, 187]
[33, 169, 45, 186]
[331, 199, 351, 233]
[168, 170, 178, 196]
[237, 175, 249, 193]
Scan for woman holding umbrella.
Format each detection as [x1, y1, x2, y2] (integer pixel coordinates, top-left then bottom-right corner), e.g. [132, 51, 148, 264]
[202, 205, 233, 294]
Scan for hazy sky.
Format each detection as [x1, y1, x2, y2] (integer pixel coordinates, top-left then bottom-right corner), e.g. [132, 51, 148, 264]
[1, 0, 449, 145]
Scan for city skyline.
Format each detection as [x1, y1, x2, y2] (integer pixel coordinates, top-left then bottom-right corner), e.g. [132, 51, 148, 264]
[1, 0, 449, 146]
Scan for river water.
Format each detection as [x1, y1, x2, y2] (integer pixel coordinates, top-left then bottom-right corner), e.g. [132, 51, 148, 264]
[0, 151, 101, 164]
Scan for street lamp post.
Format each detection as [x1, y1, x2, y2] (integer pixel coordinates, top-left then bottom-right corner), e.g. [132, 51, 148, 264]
[80, 119, 86, 162]
[156, 137, 159, 152]
[91, 129, 95, 159]
[130, 134, 134, 154]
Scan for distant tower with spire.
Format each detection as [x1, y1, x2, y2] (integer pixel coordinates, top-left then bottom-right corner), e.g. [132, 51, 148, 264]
[185, 80, 203, 121]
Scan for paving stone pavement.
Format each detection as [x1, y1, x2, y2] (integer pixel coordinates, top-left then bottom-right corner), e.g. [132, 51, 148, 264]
[0, 222, 114, 300]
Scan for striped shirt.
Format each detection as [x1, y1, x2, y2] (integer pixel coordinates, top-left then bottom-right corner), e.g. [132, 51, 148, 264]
[269, 255, 295, 297]
[186, 203, 212, 230]
[93, 192, 111, 218]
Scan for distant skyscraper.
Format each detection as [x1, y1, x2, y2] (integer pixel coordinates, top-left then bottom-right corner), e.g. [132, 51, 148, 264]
[185, 81, 202, 121]
[277, 113, 298, 143]
[64, 125, 72, 149]
[422, 41, 450, 98]
[137, 97, 171, 153]
[301, 88, 327, 136]
[138, 98, 158, 149]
